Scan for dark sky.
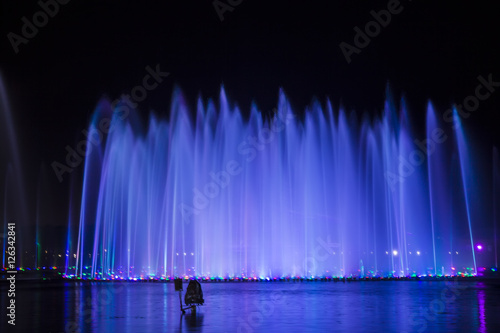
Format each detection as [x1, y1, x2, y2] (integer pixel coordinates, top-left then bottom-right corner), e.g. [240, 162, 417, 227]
[1, 0, 499, 227]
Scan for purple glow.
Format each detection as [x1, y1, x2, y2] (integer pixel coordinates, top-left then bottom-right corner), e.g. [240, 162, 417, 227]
[477, 244, 483, 251]
[70, 88, 493, 279]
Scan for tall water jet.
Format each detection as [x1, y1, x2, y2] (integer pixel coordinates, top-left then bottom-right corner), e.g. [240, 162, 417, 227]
[453, 109, 477, 274]
[72, 88, 495, 279]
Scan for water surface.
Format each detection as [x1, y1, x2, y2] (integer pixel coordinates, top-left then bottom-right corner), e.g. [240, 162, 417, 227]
[2, 280, 500, 332]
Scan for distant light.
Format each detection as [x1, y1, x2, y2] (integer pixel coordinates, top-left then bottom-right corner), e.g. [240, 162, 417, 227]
[456, 251, 459, 254]
[385, 251, 389, 255]
[451, 267, 456, 270]
[183, 253, 186, 256]
[409, 252, 412, 255]
[492, 268, 497, 272]
[416, 251, 421, 256]
[476, 244, 483, 251]
[448, 252, 451, 254]
[392, 250, 398, 256]
[191, 253, 194, 256]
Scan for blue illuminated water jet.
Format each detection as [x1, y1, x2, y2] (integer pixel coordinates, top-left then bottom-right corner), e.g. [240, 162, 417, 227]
[71, 88, 495, 279]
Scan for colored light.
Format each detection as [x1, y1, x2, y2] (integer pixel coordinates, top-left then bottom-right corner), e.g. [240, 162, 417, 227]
[68, 89, 492, 280]
[476, 244, 483, 250]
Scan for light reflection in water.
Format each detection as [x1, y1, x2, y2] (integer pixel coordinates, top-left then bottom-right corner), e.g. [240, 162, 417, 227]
[477, 285, 487, 333]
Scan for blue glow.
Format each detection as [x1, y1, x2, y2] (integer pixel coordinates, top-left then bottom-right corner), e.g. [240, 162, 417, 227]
[71, 88, 493, 279]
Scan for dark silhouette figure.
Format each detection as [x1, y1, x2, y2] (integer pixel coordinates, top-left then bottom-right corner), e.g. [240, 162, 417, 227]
[184, 280, 204, 306]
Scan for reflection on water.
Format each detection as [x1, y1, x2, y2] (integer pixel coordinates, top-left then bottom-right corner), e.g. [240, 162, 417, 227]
[477, 285, 487, 333]
[182, 312, 204, 330]
[1, 280, 500, 332]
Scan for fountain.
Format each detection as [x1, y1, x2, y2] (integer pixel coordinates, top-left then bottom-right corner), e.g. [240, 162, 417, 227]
[68, 87, 496, 280]
[0, 74, 31, 270]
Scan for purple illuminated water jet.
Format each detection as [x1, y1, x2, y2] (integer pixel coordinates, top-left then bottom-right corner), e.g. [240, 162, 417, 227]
[70, 88, 495, 279]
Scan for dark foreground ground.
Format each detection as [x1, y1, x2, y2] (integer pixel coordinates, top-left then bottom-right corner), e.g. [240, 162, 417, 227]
[1, 279, 500, 332]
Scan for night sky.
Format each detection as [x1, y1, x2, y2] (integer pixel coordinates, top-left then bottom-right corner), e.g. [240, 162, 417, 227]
[1, 0, 499, 230]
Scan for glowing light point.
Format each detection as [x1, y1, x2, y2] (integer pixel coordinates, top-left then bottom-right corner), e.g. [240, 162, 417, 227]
[67, 89, 492, 280]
